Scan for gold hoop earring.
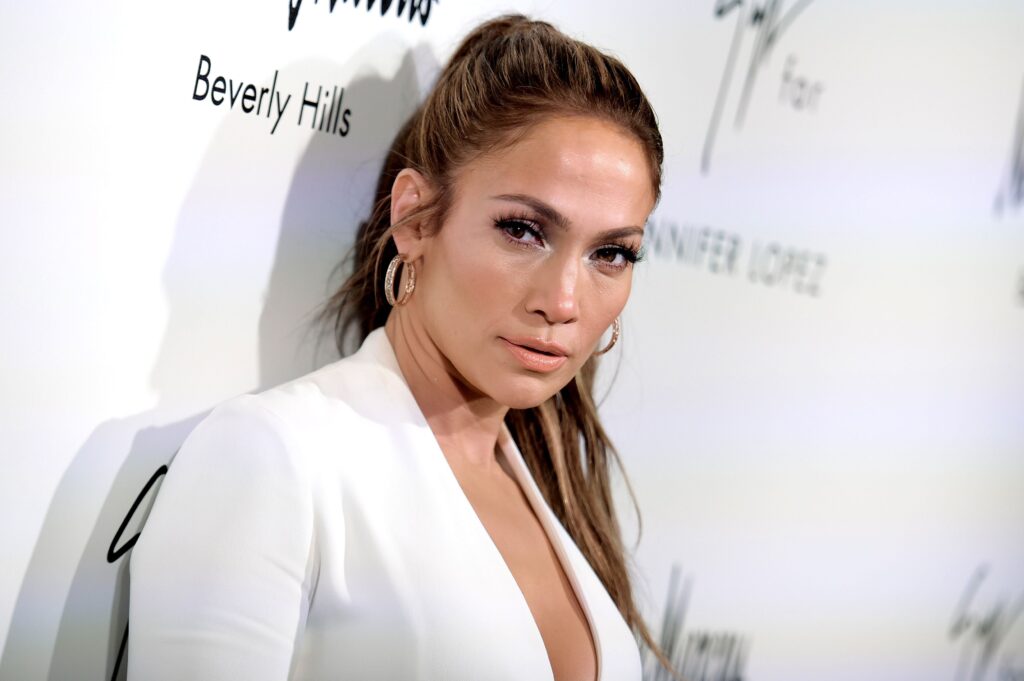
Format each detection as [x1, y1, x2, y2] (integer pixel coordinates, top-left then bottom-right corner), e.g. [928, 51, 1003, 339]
[384, 254, 416, 306]
[594, 317, 620, 355]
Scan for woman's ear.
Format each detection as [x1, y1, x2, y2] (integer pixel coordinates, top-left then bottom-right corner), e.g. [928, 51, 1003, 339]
[390, 168, 433, 258]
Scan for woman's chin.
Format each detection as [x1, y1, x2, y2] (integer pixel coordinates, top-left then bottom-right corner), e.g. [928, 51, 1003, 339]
[493, 375, 566, 411]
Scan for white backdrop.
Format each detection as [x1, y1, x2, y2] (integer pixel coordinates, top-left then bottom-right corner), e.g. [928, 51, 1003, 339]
[2, 2, 1023, 680]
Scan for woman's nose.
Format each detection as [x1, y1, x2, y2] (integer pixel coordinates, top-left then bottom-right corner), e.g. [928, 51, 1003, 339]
[526, 252, 580, 325]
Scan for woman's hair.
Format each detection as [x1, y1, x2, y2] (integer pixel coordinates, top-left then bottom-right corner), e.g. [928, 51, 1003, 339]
[315, 13, 675, 677]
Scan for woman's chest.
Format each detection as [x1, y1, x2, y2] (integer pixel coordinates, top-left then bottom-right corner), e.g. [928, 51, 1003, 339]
[289, 443, 639, 681]
[458, 465, 599, 681]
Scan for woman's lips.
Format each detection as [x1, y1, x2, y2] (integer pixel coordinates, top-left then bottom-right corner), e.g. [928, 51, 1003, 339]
[500, 337, 568, 373]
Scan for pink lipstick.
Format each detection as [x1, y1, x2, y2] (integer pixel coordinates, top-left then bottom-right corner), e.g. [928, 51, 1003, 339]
[500, 337, 568, 373]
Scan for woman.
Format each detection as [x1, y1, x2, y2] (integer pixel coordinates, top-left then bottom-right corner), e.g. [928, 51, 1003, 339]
[128, 13, 675, 681]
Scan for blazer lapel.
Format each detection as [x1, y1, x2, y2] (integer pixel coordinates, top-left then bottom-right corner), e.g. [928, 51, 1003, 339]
[497, 424, 605, 681]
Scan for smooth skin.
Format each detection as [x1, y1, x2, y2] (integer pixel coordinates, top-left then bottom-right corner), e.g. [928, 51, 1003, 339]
[384, 114, 655, 681]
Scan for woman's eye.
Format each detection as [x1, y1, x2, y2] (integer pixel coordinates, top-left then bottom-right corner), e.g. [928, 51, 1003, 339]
[594, 246, 638, 269]
[595, 247, 625, 265]
[498, 219, 543, 245]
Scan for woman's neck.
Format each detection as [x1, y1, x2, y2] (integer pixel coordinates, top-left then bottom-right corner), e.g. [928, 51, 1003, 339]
[385, 309, 509, 472]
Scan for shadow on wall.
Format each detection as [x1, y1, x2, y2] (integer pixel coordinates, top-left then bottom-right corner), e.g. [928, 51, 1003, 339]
[0, 39, 435, 681]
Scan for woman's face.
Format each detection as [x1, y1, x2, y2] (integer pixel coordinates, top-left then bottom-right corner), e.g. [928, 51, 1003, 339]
[392, 115, 656, 409]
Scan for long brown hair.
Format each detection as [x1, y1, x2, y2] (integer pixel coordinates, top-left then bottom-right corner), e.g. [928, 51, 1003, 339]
[314, 13, 678, 678]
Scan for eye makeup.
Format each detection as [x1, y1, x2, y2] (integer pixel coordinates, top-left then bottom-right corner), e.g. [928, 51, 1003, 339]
[493, 212, 543, 248]
[492, 212, 645, 270]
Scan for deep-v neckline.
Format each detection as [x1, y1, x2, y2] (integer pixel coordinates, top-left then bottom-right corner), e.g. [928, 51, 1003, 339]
[493, 423, 604, 681]
[369, 327, 603, 681]
[425, 421, 603, 681]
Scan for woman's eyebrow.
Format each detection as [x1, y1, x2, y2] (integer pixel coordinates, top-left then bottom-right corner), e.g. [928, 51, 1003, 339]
[490, 193, 645, 239]
[491, 193, 570, 229]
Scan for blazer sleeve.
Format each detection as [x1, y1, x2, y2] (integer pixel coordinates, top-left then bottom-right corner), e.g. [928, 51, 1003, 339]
[127, 395, 315, 681]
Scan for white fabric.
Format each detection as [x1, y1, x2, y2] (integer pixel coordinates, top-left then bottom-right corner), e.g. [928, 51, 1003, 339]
[127, 326, 643, 680]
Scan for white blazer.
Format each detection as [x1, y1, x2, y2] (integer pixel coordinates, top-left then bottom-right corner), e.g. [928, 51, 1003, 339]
[127, 326, 643, 680]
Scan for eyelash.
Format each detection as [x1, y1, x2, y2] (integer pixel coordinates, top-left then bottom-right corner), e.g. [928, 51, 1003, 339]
[493, 213, 646, 270]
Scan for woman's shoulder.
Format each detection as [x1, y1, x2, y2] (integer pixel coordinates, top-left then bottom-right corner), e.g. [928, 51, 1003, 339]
[245, 326, 403, 429]
[168, 392, 314, 495]
[178, 328, 403, 475]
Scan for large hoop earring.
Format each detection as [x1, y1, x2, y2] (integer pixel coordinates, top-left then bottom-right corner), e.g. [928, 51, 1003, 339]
[384, 254, 416, 306]
[593, 317, 620, 355]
